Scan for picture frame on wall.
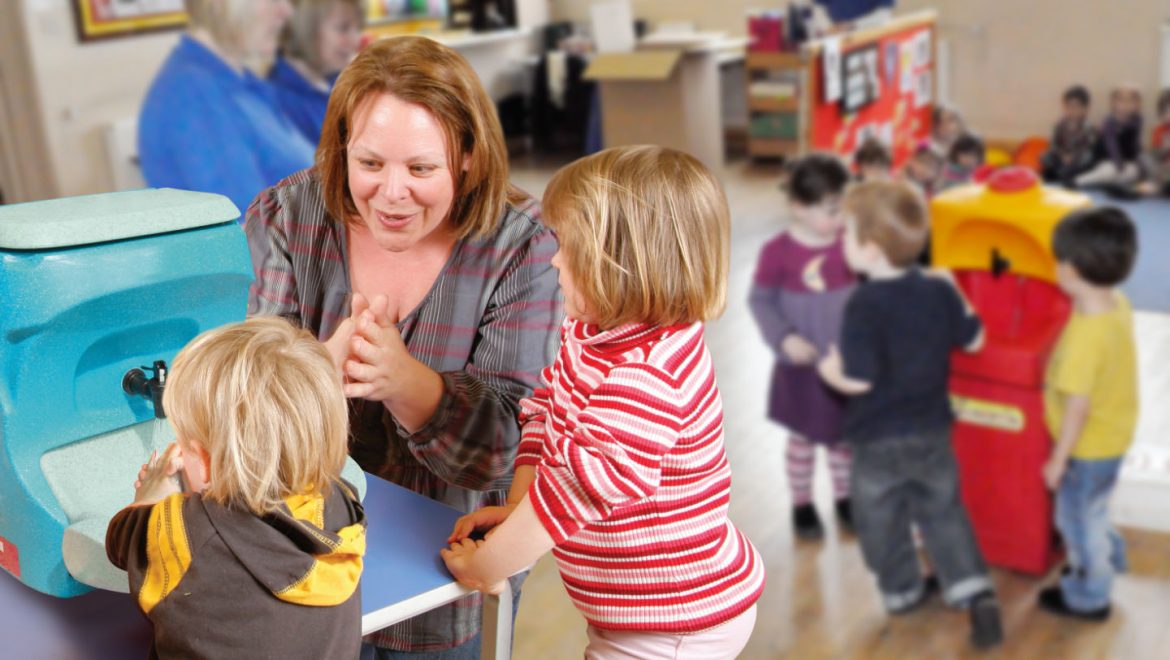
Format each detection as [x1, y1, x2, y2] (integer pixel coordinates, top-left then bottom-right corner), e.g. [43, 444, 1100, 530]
[71, 0, 187, 43]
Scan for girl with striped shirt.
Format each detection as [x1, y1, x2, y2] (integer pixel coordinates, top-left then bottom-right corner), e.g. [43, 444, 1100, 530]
[442, 145, 765, 658]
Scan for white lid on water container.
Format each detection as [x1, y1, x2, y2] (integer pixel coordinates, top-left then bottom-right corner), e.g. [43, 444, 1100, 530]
[0, 188, 240, 250]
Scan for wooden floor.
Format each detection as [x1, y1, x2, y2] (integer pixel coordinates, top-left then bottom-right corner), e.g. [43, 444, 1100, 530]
[508, 156, 1170, 659]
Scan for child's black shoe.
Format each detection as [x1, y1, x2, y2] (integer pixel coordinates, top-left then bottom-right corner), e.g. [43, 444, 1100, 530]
[792, 503, 824, 540]
[834, 498, 853, 532]
[1037, 586, 1111, 621]
[968, 591, 1004, 650]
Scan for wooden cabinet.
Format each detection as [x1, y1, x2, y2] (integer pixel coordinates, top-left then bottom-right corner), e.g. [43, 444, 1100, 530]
[745, 51, 805, 160]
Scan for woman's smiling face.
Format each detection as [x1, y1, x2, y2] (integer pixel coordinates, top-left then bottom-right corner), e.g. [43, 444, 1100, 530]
[346, 92, 459, 252]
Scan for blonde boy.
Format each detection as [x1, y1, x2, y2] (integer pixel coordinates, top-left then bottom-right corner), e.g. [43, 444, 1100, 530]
[105, 317, 366, 658]
[818, 181, 1003, 650]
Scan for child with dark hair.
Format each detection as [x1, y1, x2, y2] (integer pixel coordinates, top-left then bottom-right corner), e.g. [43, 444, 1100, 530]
[750, 153, 856, 539]
[903, 143, 945, 199]
[944, 133, 985, 188]
[931, 104, 966, 155]
[854, 138, 893, 182]
[1042, 85, 1097, 185]
[1039, 207, 1139, 621]
[1077, 85, 1144, 189]
[1140, 89, 1170, 196]
[818, 180, 1003, 650]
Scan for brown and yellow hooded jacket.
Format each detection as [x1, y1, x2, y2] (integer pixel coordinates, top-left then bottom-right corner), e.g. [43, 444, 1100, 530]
[106, 479, 366, 659]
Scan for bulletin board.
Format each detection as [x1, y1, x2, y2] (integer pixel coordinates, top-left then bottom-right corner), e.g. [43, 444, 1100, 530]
[801, 11, 937, 169]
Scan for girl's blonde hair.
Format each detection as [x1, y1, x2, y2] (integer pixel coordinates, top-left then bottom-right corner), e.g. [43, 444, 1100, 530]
[318, 36, 527, 239]
[542, 145, 730, 328]
[162, 316, 349, 514]
[281, 0, 364, 76]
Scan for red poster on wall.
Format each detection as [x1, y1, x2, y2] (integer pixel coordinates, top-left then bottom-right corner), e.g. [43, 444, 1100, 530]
[807, 20, 935, 169]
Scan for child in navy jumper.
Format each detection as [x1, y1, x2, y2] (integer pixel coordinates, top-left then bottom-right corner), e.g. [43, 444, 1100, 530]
[818, 180, 1004, 650]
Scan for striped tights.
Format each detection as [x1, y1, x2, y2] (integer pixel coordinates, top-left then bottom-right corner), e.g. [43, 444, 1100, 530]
[786, 434, 852, 506]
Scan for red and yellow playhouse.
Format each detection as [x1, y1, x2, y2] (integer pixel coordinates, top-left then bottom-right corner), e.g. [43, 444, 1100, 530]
[932, 167, 1090, 575]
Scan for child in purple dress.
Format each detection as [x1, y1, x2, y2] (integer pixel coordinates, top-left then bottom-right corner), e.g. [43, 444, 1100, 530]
[750, 153, 857, 538]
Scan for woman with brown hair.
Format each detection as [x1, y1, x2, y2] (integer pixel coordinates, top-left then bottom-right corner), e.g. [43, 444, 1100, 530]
[244, 36, 562, 658]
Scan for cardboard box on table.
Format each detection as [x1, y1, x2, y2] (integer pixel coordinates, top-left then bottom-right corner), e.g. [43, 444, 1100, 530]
[583, 42, 724, 170]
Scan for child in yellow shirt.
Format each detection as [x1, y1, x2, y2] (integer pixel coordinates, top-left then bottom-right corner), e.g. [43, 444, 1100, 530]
[1040, 207, 1139, 621]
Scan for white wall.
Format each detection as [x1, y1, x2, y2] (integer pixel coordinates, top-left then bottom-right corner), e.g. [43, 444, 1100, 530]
[901, 0, 1169, 140]
[552, 0, 1170, 141]
[3, 1, 179, 202]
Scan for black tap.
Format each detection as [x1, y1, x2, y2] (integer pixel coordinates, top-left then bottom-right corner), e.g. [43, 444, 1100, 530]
[122, 360, 167, 419]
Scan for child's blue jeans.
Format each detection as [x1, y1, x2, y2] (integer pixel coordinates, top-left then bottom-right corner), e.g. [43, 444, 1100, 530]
[1056, 456, 1128, 612]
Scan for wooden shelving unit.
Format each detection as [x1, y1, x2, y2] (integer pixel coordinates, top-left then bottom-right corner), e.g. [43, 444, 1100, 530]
[745, 51, 805, 160]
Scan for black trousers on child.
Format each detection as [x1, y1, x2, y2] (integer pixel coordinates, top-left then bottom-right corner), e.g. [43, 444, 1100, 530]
[850, 426, 993, 612]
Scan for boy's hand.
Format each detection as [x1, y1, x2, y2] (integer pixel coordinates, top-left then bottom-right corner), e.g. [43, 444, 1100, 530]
[1043, 456, 1067, 491]
[818, 344, 843, 381]
[818, 345, 873, 395]
[441, 538, 507, 595]
[781, 334, 819, 365]
[448, 505, 515, 544]
[133, 443, 184, 506]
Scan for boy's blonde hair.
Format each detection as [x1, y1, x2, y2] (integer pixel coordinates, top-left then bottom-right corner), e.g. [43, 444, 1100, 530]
[541, 145, 729, 328]
[162, 317, 349, 514]
[844, 180, 929, 268]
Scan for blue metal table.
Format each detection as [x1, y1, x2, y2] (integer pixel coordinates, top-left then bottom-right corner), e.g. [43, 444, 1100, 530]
[0, 473, 510, 659]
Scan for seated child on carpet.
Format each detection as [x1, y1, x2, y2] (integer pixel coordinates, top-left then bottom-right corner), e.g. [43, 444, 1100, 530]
[903, 142, 946, 199]
[932, 103, 966, 156]
[1041, 85, 1097, 185]
[855, 138, 894, 182]
[944, 133, 985, 188]
[1077, 85, 1144, 189]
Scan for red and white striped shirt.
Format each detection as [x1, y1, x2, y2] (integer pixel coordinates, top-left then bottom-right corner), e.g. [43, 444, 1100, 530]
[517, 319, 765, 633]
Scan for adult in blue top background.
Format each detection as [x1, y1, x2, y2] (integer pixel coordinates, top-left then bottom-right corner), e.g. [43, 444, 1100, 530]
[138, 0, 315, 216]
[271, 0, 365, 146]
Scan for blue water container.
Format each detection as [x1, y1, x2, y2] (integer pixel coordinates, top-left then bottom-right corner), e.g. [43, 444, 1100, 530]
[0, 189, 252, 597]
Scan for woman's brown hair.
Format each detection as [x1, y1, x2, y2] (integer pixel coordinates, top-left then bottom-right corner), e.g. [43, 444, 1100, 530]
[317, 36, 525, 239]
